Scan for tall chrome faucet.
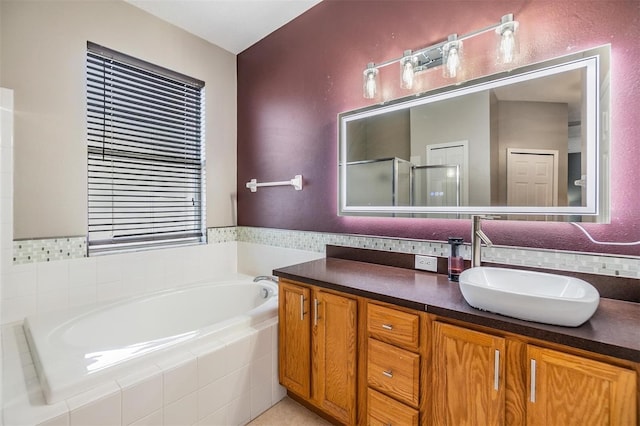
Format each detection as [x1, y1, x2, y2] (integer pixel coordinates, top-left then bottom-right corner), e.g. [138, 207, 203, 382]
[471, 215, 493, 268]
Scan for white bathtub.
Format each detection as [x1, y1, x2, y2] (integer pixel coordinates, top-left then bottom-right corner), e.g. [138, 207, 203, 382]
[23, 278, 279, 405]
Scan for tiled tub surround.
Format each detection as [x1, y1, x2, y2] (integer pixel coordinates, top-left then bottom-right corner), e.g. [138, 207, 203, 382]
[5, 227, 638, 325]
[2, 242, 240, 324]
[3, 317, 285, 426]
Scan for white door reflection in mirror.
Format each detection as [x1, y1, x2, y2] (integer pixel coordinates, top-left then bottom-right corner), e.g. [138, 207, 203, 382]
[507, 148, 558, 208]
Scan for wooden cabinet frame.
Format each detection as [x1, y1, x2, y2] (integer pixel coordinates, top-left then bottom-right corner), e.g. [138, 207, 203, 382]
[278, 279, 639, 426]
[430, 316, 638, 426]
[278, 279, 358, 424]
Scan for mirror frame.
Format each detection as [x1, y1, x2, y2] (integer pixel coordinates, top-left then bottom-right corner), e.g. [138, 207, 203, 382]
[338, 45, 609, 220]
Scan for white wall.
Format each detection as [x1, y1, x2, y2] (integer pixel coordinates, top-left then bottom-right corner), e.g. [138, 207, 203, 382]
[0, 89, 13, 281]
[237, 242, 324, 278]
[0, 0, 237, 239]
[410, 91, 491, 205]
[496, 100, 568, 205]
[0, 88, 15, 418]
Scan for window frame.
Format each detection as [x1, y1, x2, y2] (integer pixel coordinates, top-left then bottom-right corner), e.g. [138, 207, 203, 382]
[86, 42, 206, 255]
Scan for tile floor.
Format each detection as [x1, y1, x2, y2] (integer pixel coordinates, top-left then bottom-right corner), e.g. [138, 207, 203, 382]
[248, 397, 331, 426]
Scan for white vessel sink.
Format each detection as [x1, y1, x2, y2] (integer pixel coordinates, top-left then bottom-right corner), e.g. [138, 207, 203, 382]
[458, 267, 600, 327]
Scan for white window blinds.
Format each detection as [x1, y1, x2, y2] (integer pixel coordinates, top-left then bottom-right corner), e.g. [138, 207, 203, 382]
[87, 42, 205, 255]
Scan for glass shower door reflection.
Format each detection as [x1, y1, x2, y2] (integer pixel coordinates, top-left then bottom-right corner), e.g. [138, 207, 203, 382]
[412, 165, 460, 207]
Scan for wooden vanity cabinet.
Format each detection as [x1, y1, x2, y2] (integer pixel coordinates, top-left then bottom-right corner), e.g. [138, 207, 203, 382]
[314, 290, 358, 423]
[278, 279, 357, 424]
[526, 345, 637, 426]
[432, 321, 506, 425]
[279, 281, 311, 397]
[432, 321, 638, 426]
[279, 278, 638, 426]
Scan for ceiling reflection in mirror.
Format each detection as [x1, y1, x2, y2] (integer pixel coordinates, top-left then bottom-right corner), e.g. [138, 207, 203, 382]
[338, 46, 610, 221]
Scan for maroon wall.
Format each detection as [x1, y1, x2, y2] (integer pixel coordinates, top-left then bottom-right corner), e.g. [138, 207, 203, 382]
[237, 0, 640, 256]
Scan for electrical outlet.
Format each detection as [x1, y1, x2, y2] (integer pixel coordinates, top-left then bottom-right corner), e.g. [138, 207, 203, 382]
[415, 255, 438, 272]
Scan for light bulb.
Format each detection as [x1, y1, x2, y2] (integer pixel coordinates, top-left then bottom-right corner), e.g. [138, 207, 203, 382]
[496, 14, 519, 65]
[363, 64, 378, 99]
[401, 61, 414, 89]
[500, 29, 515, 63]
[446, 47, 460, 78]
[365, 73, 377, 98]
[442, 35, 462, 79]
[400, 51, 416, 89]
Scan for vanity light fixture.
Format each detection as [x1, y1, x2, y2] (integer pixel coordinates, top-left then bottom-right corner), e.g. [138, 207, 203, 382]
[362, 13, 519, 98]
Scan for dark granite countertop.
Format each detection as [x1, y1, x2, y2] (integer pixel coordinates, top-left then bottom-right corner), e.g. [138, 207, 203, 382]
[274, 257, 640, 363]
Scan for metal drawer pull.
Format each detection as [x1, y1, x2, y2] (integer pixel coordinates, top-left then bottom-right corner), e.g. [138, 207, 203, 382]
[382, 370, 393, 378]
[314, 299, 319, 326]
[299, 295, 305, 321]
[494, 349, 500, 391]
[530, 359, 537, 403]
[382, 324, 393, 330]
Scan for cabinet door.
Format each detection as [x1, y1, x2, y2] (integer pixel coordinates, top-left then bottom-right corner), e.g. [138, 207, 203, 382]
[527, 345, 637, 426]
[433, 322, 506, 426]
[313, 290, 357, 425]
[278, 282, 311, 398]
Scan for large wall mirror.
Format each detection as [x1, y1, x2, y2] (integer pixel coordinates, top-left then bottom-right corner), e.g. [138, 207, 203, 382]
[338, 45, 610, 221]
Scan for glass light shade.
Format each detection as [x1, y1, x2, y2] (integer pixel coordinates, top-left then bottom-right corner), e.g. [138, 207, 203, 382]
[400, 51, 417, 89]
[363, 64, 378, 99]
[442, 35, 462, 78]
[496, 14, 519, 64]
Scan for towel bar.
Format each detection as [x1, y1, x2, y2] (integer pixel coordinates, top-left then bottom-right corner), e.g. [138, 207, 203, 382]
[245, 175, 303, 192]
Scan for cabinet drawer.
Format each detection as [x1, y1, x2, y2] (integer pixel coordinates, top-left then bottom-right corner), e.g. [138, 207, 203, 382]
[367, 338, 420, 407]
[368, 388, 419, 426]
[368, 303, 419, 350]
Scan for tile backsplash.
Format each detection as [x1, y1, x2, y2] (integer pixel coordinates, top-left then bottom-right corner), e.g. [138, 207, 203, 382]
[13, 237, 87, 264]
[231, 227, 639, 279]
[11, 226, 640, 279]
[237, 227, 640, 278]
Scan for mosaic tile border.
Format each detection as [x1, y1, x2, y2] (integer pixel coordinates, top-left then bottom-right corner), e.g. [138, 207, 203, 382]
[235, 226, 640, 280]
[207, 226, 237, 243]
[12, 227, 640, 279]
[12, 228, 238, 264]
[236, 226, 450, 256]
[13, 236, 87, 264]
